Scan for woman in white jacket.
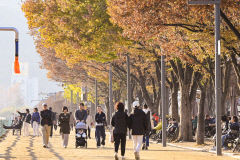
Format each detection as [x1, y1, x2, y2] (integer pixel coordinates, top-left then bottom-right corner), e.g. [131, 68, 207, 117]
[86, 109, 94, 139]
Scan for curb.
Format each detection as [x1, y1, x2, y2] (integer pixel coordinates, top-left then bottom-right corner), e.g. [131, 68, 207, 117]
[167, 143, 240, 159]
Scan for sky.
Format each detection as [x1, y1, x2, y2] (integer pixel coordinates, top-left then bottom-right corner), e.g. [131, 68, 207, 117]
[0, 0, 62, 94]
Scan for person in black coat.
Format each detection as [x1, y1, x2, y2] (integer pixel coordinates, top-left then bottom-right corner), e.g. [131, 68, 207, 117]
[95, 106, 106, 148]
[40, 103, 53, 148]
[111, 102, 129, 160]
[58, 106, 71, 148]
[129, 101, 147, 160]
[142, 104, 152, 150]
[17, 109, 31, 136]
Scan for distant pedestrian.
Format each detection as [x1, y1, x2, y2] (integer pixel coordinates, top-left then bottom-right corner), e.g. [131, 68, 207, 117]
[40, 103, 53, 148]
[75, 103, 88, 123]
[49, 107, 56, 137]
[142, 104, 153, 150]
[111, 102, 129, 160]
[58, 106, 71, 148]
[95, 106, 106, 148]
[17, 109, 31, 136]
[31, 108, 41, 136]
[86, 109, 94, 139]
[129, 101, 147, 160]
[69, 112, 75, 131]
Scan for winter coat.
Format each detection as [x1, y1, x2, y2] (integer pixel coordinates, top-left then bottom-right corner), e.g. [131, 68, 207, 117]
[111, 111, 129, 134]
[143, 108, 153, 134]
[40, 110, 53, 126]
[95, 112, 106, 126]
[58, 113, 71, 134]
[129, 108, 147, 135]
[18, 111, 31, 124]
[75, 109, 87, 122]
[31, 112, 40, 123]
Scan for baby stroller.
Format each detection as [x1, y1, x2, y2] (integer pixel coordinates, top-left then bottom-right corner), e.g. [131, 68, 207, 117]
[75, 122, 88, 148]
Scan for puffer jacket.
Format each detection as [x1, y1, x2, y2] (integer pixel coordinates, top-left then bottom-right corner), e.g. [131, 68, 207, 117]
[129, 108, 147, 135]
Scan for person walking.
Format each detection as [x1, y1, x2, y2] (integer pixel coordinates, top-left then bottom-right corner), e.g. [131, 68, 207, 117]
[31, 108, 41, 136]
[49, 107, 56, 138]
[58, 106, 71, 148]
[17, 109, 31, 136]
[40, 103, 53, 148]
[111, 102, 129, 160]
[69, 112, 75, 131]
[129, 101, 147, 160]
[75, 103, 88, 123]
[142, 104, 153, 150]
[86, 109, 94, 139]
[95, 106, 106, 148]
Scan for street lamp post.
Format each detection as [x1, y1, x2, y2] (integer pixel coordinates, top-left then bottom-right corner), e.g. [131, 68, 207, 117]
[109, 64, 113, 124]
[95, 79, 98, 115]
[188, 0, 222, 155]
[161, 55, 167, 147]
[0, 27, 20, 74]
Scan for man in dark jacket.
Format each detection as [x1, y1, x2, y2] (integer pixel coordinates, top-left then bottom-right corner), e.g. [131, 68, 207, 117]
[40, 103, 52, 148]
[111, 102, 129, 160]
[129, 101, 147, 160]
[222, 116, 240, 150]
[17, 109, 31, 136]
[75, 103, 87, 123]
[95, 106, 106, 148]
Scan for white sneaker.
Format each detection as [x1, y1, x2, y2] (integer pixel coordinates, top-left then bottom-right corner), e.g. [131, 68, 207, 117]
[121, 156, 125, 160]
[114, 152, 119, 160]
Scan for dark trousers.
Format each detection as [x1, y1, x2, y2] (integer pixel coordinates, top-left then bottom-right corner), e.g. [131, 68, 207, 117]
[95, 126, 105, 146]
[143, 135, 150, 147]
[88, 126, 91, 138]
[114, 133, 126, 156]
[50, 125, 53, 137]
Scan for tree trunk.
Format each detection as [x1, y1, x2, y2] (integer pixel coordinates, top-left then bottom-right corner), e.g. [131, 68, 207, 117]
[196, 84, 207, 145]
[179, 84, 193, 141]
[105, 97, 110, 125]
[171, 81, 179, 121]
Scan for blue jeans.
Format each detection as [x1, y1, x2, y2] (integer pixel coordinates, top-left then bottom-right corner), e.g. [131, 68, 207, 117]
[222, 134, 230, 148]
[95, 126, 105, 146]
[143, 135, 150, 147]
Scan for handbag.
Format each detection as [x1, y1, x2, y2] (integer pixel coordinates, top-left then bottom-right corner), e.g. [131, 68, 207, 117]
[109, 129, 114, 143]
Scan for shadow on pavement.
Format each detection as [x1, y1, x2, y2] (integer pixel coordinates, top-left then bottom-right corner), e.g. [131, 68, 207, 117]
[48, 143, 65, 160]
[3, 135, 20, 160]
[26, 137, 38, 160]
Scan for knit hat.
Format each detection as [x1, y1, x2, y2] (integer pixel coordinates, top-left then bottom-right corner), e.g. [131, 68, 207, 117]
[132, 101, 140, 108]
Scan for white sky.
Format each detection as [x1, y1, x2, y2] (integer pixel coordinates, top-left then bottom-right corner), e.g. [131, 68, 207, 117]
[0, 0, 62, 94]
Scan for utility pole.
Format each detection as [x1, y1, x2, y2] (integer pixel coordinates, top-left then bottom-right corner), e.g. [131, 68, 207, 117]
[127, 54, 131, 113]
[188, 0, 222, 155]
[127, 54, 132, 139]
[161, 55, 167, 147]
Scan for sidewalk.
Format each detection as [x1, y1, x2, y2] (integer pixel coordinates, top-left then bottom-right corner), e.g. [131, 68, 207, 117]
[164, 140, 240, 159]
[0, 130, 237, 160]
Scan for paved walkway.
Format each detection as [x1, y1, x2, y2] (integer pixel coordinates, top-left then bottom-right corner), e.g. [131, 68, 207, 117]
[0, 130, 236, 160]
